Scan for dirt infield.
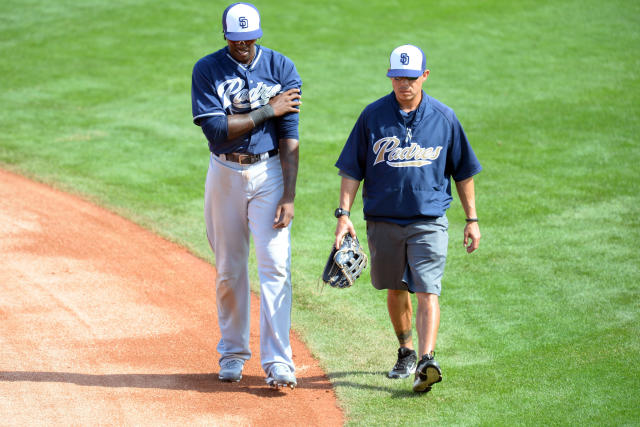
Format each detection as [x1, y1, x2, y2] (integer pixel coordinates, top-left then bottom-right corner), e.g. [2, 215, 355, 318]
[0, 169, 344, 426]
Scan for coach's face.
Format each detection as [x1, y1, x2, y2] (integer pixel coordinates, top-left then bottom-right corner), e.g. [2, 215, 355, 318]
[390, 70, 430, 108]
[226, 38, 257, 64]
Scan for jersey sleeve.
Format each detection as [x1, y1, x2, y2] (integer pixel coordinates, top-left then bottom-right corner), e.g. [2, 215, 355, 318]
[276, 58, 302, 141]
[191, 58, 226, 126]
[335, 112, 368, 181]
[447, 114, 482, 182]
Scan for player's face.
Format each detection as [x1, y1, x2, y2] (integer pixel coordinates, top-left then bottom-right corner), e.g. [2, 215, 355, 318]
[227, 39, 257, 64]
[390, 70, 430, 109]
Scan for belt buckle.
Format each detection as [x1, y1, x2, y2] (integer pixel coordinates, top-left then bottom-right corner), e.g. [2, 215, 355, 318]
[238, 154, 255, 165]
[229, 152, 268, 165]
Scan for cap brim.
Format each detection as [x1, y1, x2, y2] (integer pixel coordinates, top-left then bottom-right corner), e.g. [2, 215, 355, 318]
[225, 29, 262, 41]
[387, 68, 424, 78]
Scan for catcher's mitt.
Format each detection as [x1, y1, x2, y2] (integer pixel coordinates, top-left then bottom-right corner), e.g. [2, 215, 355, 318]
[322, 234, 368, 288]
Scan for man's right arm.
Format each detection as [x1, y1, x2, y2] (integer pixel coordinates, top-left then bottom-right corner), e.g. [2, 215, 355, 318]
[203, 88, 302, 144]
[334, 175, 361, 249]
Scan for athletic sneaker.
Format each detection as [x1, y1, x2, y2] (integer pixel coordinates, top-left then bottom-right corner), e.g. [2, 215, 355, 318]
[412, 352, 442, 393]
[388, 347, 418, 379]
[218, 358, 244, 382]
[266, 363, 297, 389]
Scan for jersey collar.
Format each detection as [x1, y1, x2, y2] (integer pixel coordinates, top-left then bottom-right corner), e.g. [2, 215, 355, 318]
[391, 90, 429, 125]
[225, 45, 263, 71]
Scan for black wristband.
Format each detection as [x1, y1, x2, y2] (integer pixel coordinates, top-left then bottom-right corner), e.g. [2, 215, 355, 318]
[465, 218, 479, 222]
[248, 104, 275, 126]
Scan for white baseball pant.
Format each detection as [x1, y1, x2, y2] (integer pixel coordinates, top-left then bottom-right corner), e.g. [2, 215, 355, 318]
[204, 153, 294, 374]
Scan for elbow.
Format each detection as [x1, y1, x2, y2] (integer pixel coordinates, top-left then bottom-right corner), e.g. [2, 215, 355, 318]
[201, 115, 228, 146]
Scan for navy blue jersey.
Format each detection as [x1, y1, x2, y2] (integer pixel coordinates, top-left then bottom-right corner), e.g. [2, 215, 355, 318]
[192, 45, 302, 154]
[336, 91, 482, 224]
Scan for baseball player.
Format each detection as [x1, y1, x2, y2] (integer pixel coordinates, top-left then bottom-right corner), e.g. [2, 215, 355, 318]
[191, 2, 302, 389]
[334, 44, 482, 393]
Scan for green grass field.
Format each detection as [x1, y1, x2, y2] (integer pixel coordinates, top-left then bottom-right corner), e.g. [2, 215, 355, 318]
[1, 0, 639, 425]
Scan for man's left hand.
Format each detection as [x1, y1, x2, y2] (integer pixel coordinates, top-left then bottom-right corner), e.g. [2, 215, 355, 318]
[273, 200, 294, 228]
[463, 222, 481, 253]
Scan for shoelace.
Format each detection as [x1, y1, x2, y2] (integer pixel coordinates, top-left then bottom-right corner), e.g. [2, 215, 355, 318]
[222, 359, 243, 370]
[394, 352, 414, 370]
[271, 364, 291, 376]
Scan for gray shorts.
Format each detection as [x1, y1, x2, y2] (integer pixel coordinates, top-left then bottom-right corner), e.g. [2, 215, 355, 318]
[366, 217, 449, 295]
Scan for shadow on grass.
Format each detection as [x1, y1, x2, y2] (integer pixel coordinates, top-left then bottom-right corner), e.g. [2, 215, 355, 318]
[0, 370, 333, 397]
[328, 371, 434, 399]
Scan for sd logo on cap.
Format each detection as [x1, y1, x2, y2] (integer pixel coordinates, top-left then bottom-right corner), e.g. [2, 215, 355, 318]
[387, 45, 427, 78]
[222, 2, 263, 41]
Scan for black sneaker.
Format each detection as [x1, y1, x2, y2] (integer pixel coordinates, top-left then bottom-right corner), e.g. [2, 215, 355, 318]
[412, 352, 442, 393]
[387, 347, 417, 379]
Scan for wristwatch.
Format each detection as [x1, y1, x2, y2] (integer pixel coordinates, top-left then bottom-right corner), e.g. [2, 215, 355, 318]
[334, 208, 350, 218]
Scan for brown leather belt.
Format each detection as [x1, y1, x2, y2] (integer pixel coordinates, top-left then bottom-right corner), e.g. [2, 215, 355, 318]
[217, 149, 278, 165]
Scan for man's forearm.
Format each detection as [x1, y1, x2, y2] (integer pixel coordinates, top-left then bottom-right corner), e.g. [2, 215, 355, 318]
[339, 176, 360, 211]
[455, 177, 477, 218]
[226, 114, 256, 141]
[279, 138, 299, 201]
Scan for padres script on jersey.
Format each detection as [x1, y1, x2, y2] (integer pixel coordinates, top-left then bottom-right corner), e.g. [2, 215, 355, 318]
[373, 137, 443, 167]
[217, 77, 281, 111]
[336, 91, 482, 224]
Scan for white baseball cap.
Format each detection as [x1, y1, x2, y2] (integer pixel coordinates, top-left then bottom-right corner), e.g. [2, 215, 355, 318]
[222, 2, 263, 41]
[386, 44, 427, 78]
